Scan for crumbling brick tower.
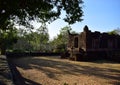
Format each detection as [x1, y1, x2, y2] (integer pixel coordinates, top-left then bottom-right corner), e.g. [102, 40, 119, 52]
[67, 25, 120, 61]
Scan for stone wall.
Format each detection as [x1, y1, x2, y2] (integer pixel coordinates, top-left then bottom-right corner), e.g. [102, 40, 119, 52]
[67, 25, 120, 62]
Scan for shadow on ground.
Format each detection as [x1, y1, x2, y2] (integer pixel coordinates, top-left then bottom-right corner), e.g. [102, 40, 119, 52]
[0, 56, 13, 85]
[8, 56, 120, 85]
[8, 58, 42, 85]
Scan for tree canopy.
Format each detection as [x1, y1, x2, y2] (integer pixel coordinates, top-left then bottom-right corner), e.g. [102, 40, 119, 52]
[50, 26, 73, 52]
[13, 23, 50, 52]
[108, 28, 120, 35]
[0, 0, 83, 29]
[0, 27, 18, 54]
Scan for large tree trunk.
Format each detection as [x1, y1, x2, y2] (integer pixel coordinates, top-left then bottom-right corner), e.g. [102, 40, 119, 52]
[1, 47, 6, 55]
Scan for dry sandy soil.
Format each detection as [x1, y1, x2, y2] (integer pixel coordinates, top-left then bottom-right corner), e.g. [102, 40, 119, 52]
[10, 56, 120, 85]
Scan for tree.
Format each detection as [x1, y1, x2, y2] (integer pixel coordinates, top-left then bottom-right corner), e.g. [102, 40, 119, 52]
[12, 27, 32, 52]
[51, 26, 72, 52]
[0, 27, 18, 54]
[13, 23, 50, 52]
[59, 26, 72, 45]
[0, 0, 83, 30]
[13, 37, 31, 52]
[108, 30, 118, 35]
[108, 28, 120, 35]
[114, 28, 120, 35]
[35, 23, 49, 52]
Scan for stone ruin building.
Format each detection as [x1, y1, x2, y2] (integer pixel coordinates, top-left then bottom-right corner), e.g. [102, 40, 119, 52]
[65, 25, 120, 61]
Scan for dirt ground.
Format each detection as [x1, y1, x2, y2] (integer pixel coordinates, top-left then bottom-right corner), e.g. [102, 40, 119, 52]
[0, 55, 13, 85]
[9, 56, 120, 85]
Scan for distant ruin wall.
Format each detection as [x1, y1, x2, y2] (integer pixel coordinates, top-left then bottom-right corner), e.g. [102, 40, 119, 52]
[66, 25, 120, 62]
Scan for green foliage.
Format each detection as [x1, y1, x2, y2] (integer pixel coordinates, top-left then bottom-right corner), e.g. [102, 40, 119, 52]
[50, 26, 73, 53]
[30, 23, 49, 52]
[13, 23, 50, 52]
[108, 30, 118, 35]
[108, 28, 120, 35]
[0, 27, 18, 54]
[114, 28, 120, 35]
[13, 37, 31, 52]
[0, 0, 83, 30]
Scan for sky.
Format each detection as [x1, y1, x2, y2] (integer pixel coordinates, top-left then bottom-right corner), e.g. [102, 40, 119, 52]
[34, 0, 120, 39]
